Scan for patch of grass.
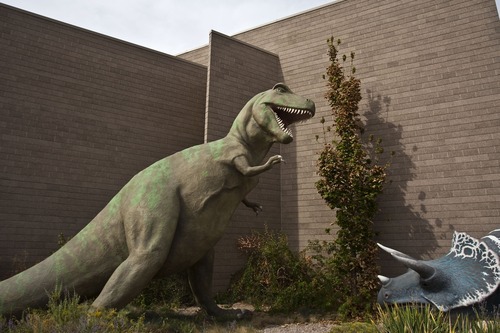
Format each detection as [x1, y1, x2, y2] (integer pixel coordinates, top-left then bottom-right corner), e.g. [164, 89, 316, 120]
[0, 287, 261, 333]
[0, 287, 147, 333]
[3, 279, 498, 333]
[5, 292, 499, 333]
[0, 287, 340, 333]
[375, 304, 500, 333]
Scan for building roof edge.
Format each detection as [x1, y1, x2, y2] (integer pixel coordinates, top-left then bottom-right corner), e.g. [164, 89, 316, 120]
[232, 0, 345, 38]
[0, 2, 207, 69]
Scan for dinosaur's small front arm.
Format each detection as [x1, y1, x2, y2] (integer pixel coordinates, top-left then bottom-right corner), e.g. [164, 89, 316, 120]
[233, 154, 284, 177]
[234, 154, 284, 215]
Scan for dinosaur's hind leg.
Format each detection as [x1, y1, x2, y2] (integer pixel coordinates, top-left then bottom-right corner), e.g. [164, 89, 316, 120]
[92, 198, 180, 310]
[188, 248, 249, 319]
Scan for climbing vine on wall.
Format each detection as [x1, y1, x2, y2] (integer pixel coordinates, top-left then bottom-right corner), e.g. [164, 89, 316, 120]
[314, 37, 389, 318]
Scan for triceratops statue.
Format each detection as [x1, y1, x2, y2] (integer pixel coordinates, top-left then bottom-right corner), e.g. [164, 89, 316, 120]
[377, 229, 500, 312]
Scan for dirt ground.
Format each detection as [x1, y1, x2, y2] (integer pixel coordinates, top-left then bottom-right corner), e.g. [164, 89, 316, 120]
[173, 303, 338, 332]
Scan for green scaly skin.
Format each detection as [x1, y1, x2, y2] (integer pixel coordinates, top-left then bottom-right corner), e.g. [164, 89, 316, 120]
[0, 83, 315, 318]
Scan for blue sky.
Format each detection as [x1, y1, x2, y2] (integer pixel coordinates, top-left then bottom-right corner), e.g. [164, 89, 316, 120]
[2, 0, 499, 55]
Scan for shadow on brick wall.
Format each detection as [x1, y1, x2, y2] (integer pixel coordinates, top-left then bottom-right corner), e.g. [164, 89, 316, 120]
[365, 89, 439, 273]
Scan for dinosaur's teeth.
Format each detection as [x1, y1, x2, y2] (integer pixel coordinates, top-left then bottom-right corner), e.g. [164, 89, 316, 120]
[276, 106, 313, 117]
[274, 113, 285, 132]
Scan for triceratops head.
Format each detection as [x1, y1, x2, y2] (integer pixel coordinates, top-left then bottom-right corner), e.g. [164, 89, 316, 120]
[377, 229, 500, 311]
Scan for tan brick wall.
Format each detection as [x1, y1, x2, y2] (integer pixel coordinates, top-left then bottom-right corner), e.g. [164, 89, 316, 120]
[0, 5, 207, 278]
[204, 31, 282, 290]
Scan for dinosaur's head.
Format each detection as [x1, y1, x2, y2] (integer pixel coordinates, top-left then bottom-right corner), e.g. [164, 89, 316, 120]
[238, 83, 315, 144]
[377, 230, 500, 312]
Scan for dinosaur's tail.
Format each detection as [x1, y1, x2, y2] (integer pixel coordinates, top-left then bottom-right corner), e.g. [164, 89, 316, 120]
[0, 254, 60, 316]
[0, 226, 123, 317]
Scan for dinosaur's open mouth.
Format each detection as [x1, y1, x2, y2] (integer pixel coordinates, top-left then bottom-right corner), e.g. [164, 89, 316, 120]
[271, 105, 314, 137]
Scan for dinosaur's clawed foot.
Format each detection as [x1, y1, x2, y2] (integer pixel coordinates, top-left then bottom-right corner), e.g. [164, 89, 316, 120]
[243, 200, 263, 215]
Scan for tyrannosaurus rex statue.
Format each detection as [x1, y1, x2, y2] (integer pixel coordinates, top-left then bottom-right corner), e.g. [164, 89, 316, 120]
[0, 83, 315, 318]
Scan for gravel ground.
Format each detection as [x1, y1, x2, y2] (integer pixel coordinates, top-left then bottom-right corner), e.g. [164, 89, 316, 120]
[225, 303, 336, 332]
[174, 304, 338, 332]
[259, 321, 335, 333]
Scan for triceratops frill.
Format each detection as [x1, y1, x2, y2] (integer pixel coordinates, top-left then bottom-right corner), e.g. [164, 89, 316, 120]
[377, 229, 500, 312]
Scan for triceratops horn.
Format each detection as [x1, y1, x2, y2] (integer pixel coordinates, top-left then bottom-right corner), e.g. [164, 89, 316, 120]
[378, 275, 391, 285]
[392, 255, 436, 280]
[377, 243, 415, 260]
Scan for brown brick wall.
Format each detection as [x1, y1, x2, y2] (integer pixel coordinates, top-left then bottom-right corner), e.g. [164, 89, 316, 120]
[182, 0, 500, 276]
[204, 31, 282, 290]
[228, 0, 500, 276]
[179, 45, 209, 67]
[2, 0, 499, 289]
[0, 5, 207, 278]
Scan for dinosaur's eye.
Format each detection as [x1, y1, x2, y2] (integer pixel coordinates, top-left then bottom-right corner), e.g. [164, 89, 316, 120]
[275, 86, 287, 93]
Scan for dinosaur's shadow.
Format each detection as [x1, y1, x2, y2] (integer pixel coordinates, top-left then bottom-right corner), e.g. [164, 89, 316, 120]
[364, 89, 440, 276]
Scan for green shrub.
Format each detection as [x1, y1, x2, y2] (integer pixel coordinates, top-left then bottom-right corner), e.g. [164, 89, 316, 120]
[132, 273, 194, 310]
[314, 37, 388, 319]
[225, 228, 331, 313]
